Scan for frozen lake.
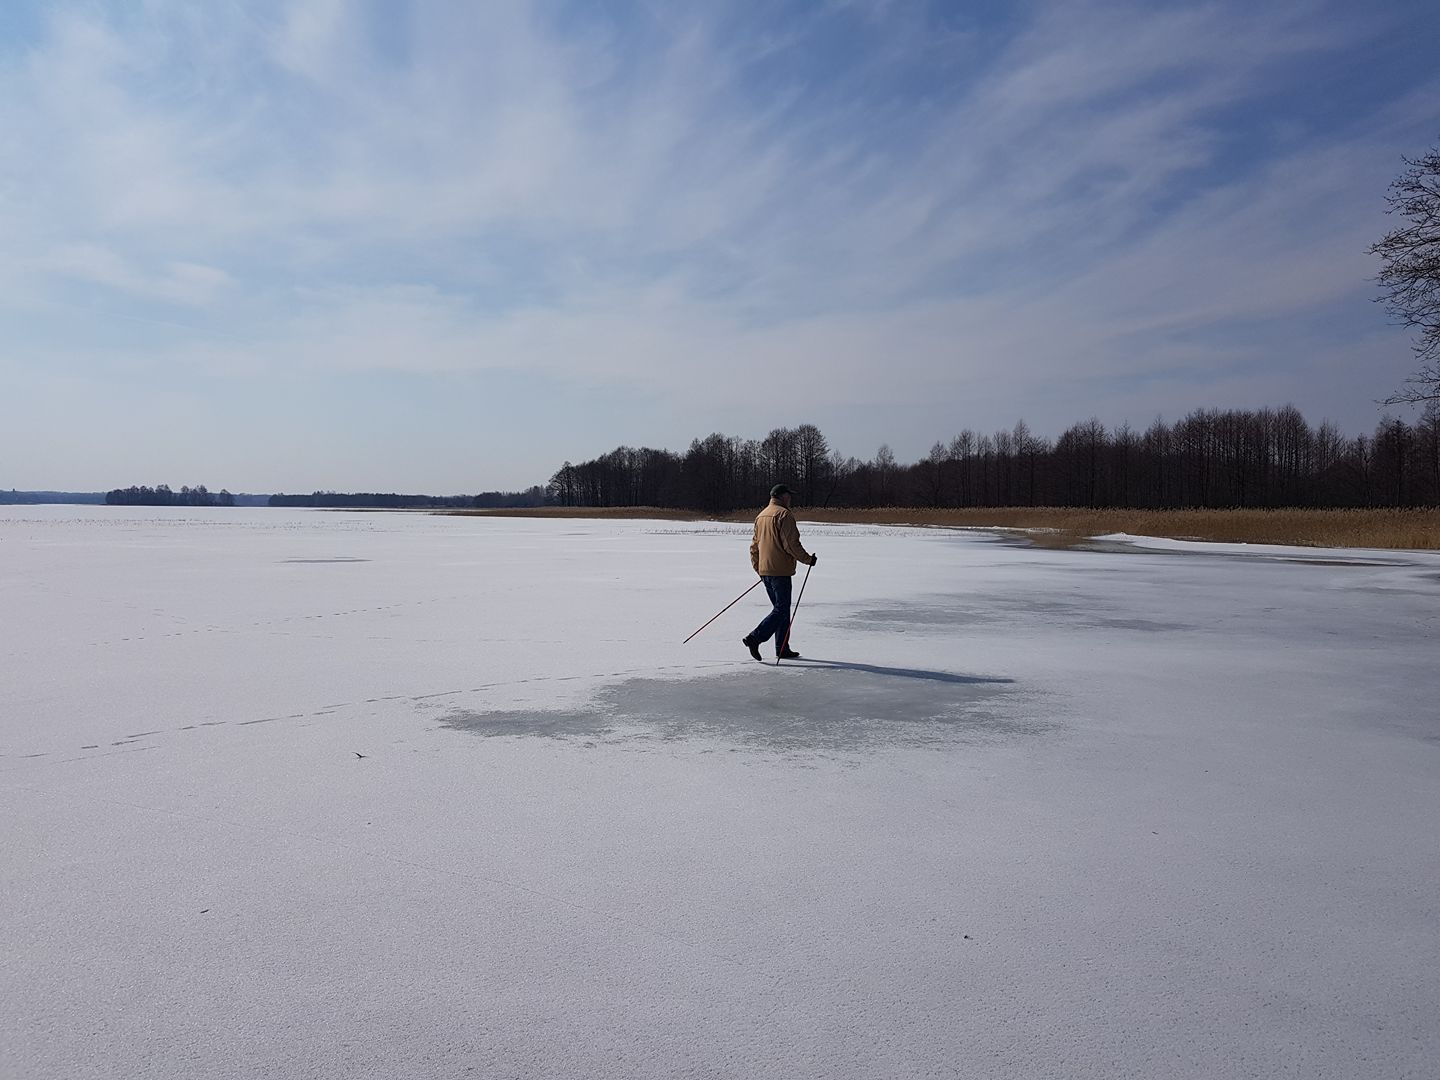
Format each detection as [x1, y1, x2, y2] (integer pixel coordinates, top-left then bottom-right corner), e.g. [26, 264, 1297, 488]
[3, 506, 1438, 1079]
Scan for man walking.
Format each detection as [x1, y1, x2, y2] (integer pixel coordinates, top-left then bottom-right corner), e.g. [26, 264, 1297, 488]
[744, 484, 818, 661]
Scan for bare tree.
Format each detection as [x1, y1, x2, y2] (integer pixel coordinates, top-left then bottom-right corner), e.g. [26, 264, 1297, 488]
[1272, 405, 1313, 506]
[922, 442, 947, 507]
[1142, 417, 1174, 507]
[1372, 146, 1440, 404]
[1112, 422, 1137, 507]
[1013, 420, 1045, 505]
[794, 424, 830, 506]
[760, 427, 798, 485]
[947, 431, 974, 506]
[1420, 402, 1440, 506]
[873, 444, 897, 504]
[821, 449, 855, 507]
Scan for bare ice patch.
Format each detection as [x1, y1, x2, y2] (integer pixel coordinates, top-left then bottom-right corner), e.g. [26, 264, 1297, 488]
[279, 557, 371, 563]
[836, 594, 1189, 636]
[435, 662, 1033, 753]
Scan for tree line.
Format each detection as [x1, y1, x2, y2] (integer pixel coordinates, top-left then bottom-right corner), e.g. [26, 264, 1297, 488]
[268, 487, 547, 509]
[547, 406, 1440, 513]
[2, 490, 106, 505]
[106, 484, 235, 506]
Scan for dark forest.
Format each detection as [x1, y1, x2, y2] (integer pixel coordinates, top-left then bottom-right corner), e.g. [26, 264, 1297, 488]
[547, 406, 1440, 513]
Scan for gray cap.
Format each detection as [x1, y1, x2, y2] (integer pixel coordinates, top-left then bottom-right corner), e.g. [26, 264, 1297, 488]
[770, 484, 791, 499]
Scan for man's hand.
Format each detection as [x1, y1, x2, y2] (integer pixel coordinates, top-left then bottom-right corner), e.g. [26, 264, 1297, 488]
[810, 553, 819, 566]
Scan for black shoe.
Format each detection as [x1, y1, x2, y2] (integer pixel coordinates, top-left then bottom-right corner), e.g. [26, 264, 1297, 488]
[777, 648, 801, 660]
[743, 636, 763, 661]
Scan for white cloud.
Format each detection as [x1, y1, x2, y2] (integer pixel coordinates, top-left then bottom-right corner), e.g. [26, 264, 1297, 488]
[0, 0, 1433, 486]
[40, 244, 233, 306]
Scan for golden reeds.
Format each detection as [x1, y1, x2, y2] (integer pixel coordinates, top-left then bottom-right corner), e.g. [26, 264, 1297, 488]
[449, 505, 1440, 550]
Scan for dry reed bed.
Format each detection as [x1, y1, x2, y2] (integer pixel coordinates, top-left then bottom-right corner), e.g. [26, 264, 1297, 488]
[450, 506, 1440, 550]
[780, 507, 1440, 550]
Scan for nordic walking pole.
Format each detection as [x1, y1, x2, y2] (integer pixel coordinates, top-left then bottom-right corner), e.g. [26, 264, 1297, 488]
[775, 562, 813, 666]
[683, 578, 763, 644]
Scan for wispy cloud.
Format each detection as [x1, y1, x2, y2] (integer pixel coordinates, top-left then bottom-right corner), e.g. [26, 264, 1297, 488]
[0, 0, 1433, 488]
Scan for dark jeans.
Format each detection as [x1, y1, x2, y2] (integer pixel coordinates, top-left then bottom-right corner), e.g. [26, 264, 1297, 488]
[749, 575, 793, 653]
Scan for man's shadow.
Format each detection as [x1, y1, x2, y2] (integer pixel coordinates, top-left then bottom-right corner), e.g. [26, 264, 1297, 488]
[782, 659, 1013, 686]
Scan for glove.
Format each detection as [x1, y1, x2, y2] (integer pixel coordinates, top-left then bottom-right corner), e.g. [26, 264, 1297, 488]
[810, 554, 819, 566]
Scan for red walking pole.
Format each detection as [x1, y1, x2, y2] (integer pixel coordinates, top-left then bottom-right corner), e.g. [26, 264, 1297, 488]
[775, 562, 813, 665]
[683, 578, 763, 644]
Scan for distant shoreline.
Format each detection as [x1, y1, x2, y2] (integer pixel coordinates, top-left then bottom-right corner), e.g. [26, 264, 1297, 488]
[439, 505, 1440, 551]
[14, 501, 1433, 550]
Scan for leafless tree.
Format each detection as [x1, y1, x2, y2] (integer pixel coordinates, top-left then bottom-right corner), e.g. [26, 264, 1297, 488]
[1013, 421, 1046, 506]
[821, 449, 855, 507]
[794, 424, 830, 505]
[1372, 146, 1440, 404]
[1420, 402, 1440, 505]
[873, 444, 897, 504]
[947, 431, 974, 506]
[760, 427, 798, 486]
[922, 442, 947, 507]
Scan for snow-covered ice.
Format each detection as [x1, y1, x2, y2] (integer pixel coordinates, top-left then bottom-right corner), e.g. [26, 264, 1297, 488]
[3, 506, 1437, 1079]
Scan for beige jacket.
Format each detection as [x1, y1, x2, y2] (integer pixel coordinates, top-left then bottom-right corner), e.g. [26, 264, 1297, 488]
[750, 500, 815, 576]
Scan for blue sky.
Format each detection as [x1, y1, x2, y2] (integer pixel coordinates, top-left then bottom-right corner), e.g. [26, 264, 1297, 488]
[1, 0, 1436, 492]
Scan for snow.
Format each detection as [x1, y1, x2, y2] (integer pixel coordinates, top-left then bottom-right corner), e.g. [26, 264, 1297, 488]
[1093, 531, 1432, 565]
[3, 506, 1438, 1079]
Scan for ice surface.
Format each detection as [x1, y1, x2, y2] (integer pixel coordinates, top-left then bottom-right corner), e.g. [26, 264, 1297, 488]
[3, 507, 1438, 1079]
